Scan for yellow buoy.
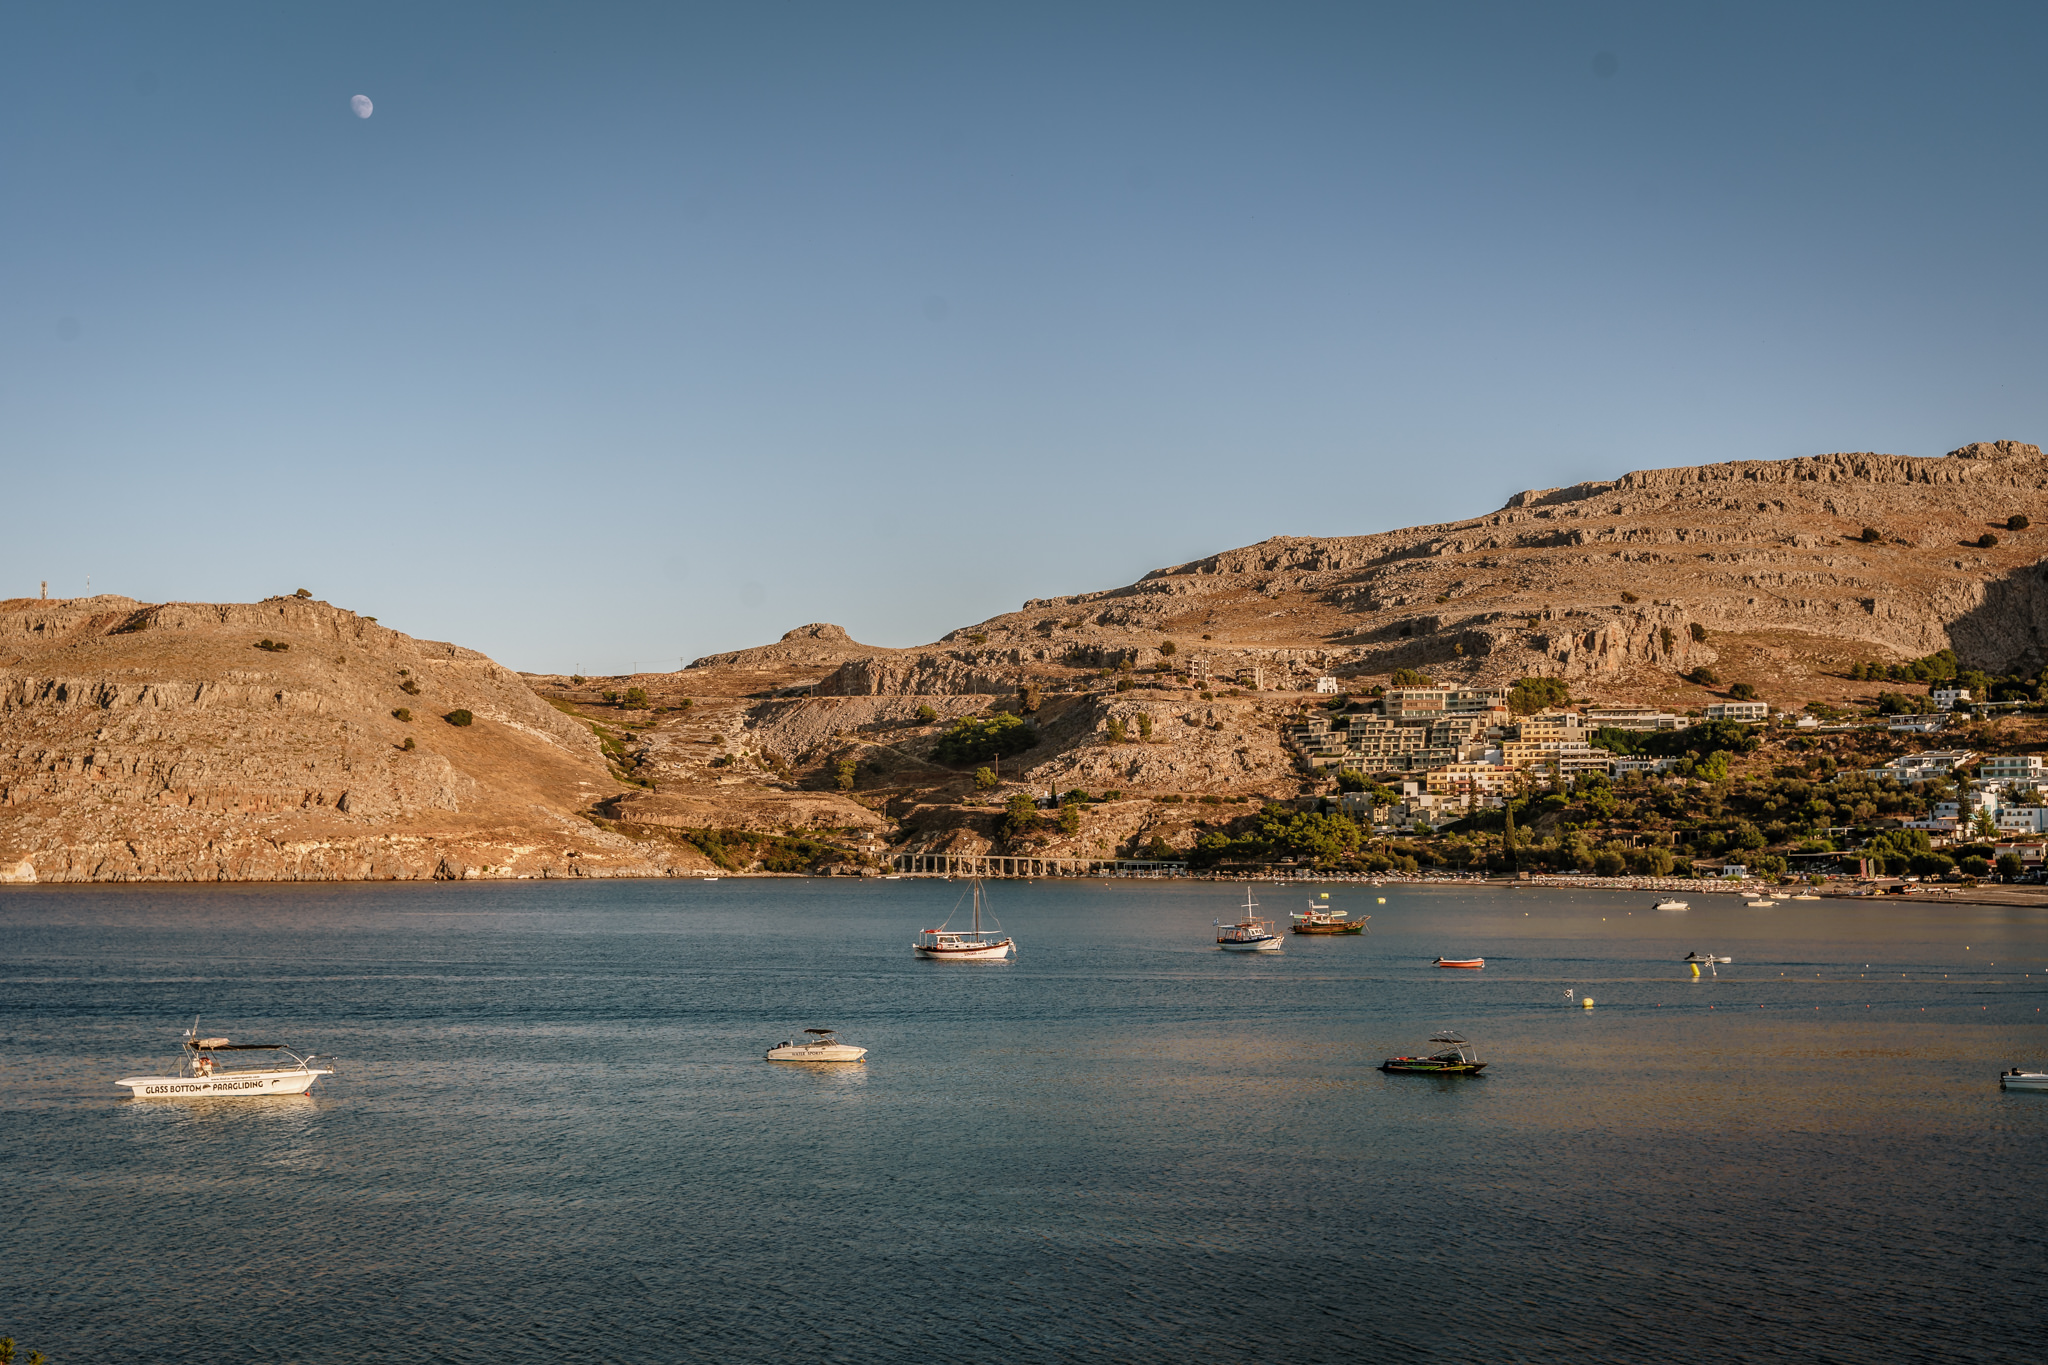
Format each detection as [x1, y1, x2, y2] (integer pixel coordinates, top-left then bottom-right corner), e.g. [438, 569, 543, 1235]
[1377, 897, 1385, 903]
[1690, 962, 1701, 978]
[1581, 997, 1595, 1009]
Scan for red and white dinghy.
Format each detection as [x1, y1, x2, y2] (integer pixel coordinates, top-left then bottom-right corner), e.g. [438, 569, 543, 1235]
[1433, 956, 1485, 969]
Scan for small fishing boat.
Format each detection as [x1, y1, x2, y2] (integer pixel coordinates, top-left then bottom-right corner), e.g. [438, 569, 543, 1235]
[1792, 892, 1821, 900]
[767, 1028, 867, 1062]
[1216, 886, 1283, 951]
[1654, 898, 1690, 911]
[1433, 956, 1484, 969]
[1381, 1030, 1486, 1074]
[1291, 897, 1367, 934]
[913, 878, 1015, 959]
[1999, 1068, 2048, 1091]
[1683, 950, 1732, 977]
[116, 1020, 333, 1099]
[1745, 898, 1774, 908]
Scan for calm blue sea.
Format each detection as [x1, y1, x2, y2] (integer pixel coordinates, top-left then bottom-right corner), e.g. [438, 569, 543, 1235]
[3, 879, 2045, 1363]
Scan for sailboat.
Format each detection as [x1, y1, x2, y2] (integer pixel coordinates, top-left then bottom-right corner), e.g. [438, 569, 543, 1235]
[912, 879, 1016, 959]
[1216, 885, 1284, 951]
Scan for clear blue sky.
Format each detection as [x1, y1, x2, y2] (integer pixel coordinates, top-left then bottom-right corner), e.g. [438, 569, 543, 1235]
[6, 2, 2045, 673]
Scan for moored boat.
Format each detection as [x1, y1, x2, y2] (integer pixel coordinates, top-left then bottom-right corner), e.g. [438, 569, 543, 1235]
[1291, 896, 1367, 935]
[1999, 1068, 2048, 1090]
[1217, 886, 1283, 951]
[767, 1028, 867, 1062]
[1654, 898, 1690, 911]
[913, 879, 1015, 959]
[1381, 1030, 1486, 1074]
[116, 1020, 333, 1099]
[1433, 956, 1484, 969]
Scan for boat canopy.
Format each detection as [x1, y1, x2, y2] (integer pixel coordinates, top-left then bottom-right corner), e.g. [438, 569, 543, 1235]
[1428, 1031, 1469, 1045]
[803, 1028, 837, 1035]
[185, 1040, 284, 1051]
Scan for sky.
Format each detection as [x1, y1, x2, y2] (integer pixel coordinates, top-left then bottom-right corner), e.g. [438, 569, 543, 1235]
[5, 2, 2047, 674]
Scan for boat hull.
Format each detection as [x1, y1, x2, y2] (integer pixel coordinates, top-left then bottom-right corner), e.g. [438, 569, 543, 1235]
[767, 1045, 867, 1062]
[1433, 958, 1484, 969]
[912, 939, 1014, 960]
[2000, 1071, 2048, 1090]
[1291, 923, 1365, 935]
[1218, 936, 1283, 951]
[116, 1067, 331, 1099]
[1380, 1059, 1487, 1074]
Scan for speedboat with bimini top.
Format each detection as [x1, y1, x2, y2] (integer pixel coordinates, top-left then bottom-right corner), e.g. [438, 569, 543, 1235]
[1999, 1067, 2048, 1091]
[767, 1028, 867, 1062]
[1216, 886, 1283, 951]
[1381, 1030, 1486, 1074]
[1683, 950, 1732, 977]
[913, 879, 1015, 959]
[116, 1019, 333, 1099]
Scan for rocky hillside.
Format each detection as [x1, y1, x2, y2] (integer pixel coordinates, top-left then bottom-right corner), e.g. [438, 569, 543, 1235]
[7, 438, 2044, 882]
[0, 595, 700, 882]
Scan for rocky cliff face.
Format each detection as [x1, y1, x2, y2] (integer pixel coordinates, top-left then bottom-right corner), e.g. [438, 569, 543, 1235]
[0, 595, 676, 882]
[779, 440, 2048, 703]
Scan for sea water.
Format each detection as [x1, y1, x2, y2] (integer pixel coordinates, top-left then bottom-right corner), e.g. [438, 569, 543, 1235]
[2, 879, 2044, 1363]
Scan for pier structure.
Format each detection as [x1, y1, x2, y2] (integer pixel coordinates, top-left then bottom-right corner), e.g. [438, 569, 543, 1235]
[889, 853, 1188, 878]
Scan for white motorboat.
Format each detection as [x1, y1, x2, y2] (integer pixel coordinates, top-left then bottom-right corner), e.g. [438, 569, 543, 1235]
[1999, 1069, 2048, 1091]
[767, 1028, 867, 1063]
[1792, 892, 1821, 900]
[913, 879, 1015, 959]
[1216, 886, 1283, 952]
[1654, 898, 1690, 911]
[1745, 898, 1774, 908]
[116, 1020, 332, 1099]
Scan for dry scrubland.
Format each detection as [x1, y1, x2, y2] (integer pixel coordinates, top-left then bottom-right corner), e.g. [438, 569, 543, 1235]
[6, 440, 2048, 881]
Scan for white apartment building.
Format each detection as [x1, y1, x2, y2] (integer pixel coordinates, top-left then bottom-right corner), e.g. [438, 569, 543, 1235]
[1931, 687, 1973, 711]
[1704, 701, 1770, 723]
[1580, 707, 1691, 732]
[1850, 750, 1977, 783]
[1979, 755, 2045, 786]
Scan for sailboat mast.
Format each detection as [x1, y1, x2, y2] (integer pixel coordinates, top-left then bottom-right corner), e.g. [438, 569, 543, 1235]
[973, 881, 981, 936]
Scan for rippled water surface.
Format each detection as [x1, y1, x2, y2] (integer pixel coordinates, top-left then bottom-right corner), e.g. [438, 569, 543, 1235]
[4, 879, 2046, 1363]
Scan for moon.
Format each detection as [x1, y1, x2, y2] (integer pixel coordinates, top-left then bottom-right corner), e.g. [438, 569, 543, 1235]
[350, 94, 373, 119]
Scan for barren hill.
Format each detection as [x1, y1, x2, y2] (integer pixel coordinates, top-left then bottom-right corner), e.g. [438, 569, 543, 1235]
[0, 595, 698, 882]
[8, 439, 2046, 882]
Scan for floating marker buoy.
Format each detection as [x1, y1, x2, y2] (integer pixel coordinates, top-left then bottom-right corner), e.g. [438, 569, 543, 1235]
[1581, 997, 1594, 1009]
[1377, 897, 1385, 903]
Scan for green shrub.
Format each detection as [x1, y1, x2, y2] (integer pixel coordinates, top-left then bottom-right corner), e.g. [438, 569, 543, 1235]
[624, 687, 649, 707]
[1689, 622, 1708, 642]
[1978, 533, 1999, 549]
[294, 588, 311, 599]
[255, 639, 290, 652]
[1106, 717, 1127, 743]
[392, 707, 412, 723]
[1729, 682, 1757, 700]
[1686, 667, 1720, 686]
[1388, 668, 1434, 687]
[974, 766, 998, 791]
[401, 737, 415, 752]
[400, 678, 421, 696]
[1507, 676, 1570, 715]
[915, 704, 938, 722]
[446, 709, 474, 727]
[571, 674, 586, 685]
[968, 632, 988, 645]
[1060, 803, 1083, 834]
[1137, 713, 1154, 741]
[1619, 591, 1639, 604]
[1159, 640, 1177, 656]
[1859, 527, 1884, 543]
[2008, 514, 2030, 531]
[932, 712, 1038, 764]
[837, 758, 859, 792]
